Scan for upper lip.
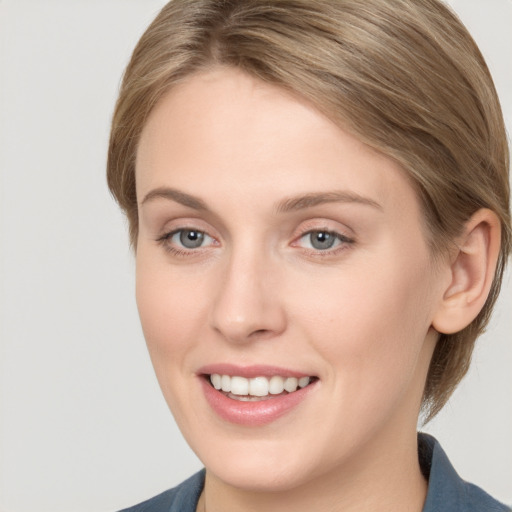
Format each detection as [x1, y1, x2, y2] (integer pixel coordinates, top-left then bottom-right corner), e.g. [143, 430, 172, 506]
[197, 363, 315, 379]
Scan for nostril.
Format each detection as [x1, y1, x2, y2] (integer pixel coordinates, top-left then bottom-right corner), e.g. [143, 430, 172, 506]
[247, 329, 275, 341]
[252, 329, 269, 336]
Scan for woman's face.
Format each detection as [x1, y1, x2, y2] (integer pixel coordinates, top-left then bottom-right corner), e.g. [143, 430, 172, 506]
[135, 68, 446, 491]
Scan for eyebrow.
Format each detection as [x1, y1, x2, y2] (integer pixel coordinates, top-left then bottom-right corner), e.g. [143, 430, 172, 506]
[141, 187, 209, 210]
[140, 187, 382, 213]
[275, 191, 382, 213]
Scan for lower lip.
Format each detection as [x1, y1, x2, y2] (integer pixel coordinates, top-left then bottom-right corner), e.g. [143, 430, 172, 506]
[200, 377, 317, 426]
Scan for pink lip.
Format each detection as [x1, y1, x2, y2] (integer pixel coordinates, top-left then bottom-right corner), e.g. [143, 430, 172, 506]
[198, 365, 318, 426]
[198, 363, 311, 379]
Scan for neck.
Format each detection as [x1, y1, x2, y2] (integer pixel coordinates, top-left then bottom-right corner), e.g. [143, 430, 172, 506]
[200, 428, 427, 512]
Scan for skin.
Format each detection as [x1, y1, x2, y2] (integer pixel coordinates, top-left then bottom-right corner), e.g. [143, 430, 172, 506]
[134, 67, 467, 512]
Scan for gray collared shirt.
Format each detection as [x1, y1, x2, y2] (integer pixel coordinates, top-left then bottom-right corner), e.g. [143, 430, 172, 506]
[120, 433, 510, 511]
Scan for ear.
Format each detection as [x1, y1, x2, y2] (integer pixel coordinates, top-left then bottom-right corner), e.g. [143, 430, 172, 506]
[432, 209, 501, 335]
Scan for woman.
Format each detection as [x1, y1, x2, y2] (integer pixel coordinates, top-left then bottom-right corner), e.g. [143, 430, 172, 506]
[107, 1, 511, 510]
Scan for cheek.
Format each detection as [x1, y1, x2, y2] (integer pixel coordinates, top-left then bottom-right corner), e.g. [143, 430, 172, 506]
[134, 254, 212, 432]
[135, 252, 205, 370]
[289, 254, 435, 402]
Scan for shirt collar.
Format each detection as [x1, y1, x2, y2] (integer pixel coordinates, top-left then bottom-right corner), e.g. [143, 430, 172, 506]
[419, 433, 469, 512]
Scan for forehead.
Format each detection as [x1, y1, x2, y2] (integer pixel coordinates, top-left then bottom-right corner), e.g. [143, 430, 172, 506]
[136, 67, 420, 222]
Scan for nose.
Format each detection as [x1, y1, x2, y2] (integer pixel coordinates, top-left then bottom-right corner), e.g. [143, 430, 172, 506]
[209, 247, 287, 344]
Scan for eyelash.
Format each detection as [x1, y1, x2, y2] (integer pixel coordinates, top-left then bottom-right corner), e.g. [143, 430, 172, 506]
[156, 227, 355, 257]
[293, 229, 354, 256]
[156, 229, 216, 256]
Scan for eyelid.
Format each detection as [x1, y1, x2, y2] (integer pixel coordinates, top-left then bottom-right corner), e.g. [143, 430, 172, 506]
[155, 217, 218, 240]
[292, 219, 354, 240]
[169, 228, 214, 245]
[158, 227, 215, 242]
[155, 221, 220, 256]
[290, 220, 355, 255]
[154, 218, 354, 257]
[293, 230, 353, 247]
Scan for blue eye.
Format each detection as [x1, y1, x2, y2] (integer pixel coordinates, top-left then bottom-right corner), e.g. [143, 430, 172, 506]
[298, 230, 349, 251]
[169, 229, 213, 249]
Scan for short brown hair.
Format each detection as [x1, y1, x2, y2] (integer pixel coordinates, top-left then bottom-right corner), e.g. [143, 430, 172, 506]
[107, 0, 511, 420]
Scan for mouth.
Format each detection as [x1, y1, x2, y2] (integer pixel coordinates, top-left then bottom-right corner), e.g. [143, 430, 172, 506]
[198, 364, 319, 425]
[205, 374, 318, 402]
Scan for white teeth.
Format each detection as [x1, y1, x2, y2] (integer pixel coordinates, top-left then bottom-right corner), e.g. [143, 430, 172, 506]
[249, 377, 269, 397]
[269, 375, 285, 394]
[298, 376, 310, 388]
[230, 376, 249, 395]
[221, 374, 231, 392]
[209, 374, 314, 397]
[284, 377, 298, 392]
[211, 373, 222, 390]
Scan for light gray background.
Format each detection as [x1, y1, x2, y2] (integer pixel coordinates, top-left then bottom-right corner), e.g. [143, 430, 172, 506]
[0, 1, 510, 511]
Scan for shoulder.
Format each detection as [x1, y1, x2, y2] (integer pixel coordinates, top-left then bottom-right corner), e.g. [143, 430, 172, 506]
[118, 470, 205, 512]
[462, 481, 511, 512]
[419, 433, 510, 512]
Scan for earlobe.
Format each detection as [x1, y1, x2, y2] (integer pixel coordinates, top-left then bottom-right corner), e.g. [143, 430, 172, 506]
[432, 209, 501, 335]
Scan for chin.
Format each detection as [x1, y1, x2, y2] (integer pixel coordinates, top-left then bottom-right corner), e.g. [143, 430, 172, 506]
[207, 457, 316, 492]
[190, 432, 329, 492]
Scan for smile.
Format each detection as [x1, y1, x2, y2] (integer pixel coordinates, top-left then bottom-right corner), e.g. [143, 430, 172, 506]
[209, 374, 313, 400]
[199, 366, 319, 425]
